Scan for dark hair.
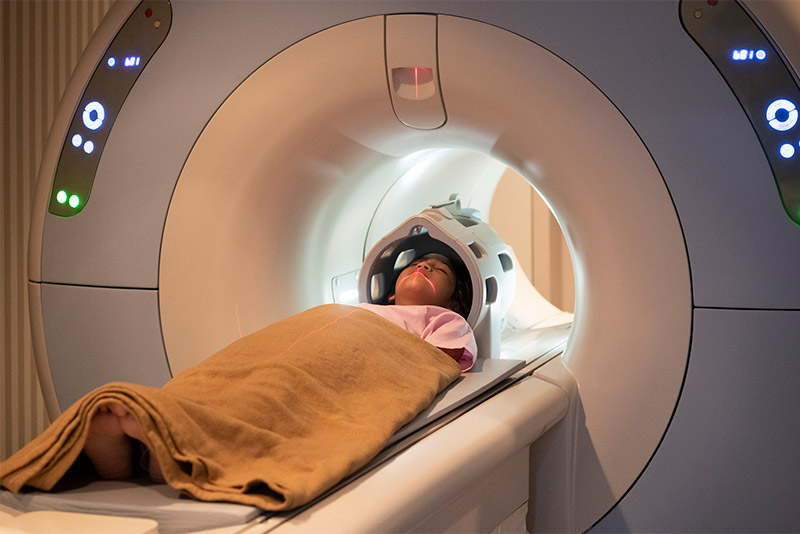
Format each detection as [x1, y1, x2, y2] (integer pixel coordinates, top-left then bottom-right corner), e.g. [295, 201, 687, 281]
[438, 253, 472, 320]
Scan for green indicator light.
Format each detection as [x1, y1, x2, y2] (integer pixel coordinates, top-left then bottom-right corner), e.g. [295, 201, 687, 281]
[56, 190, 68, 204]
[68, 194, 80, 209]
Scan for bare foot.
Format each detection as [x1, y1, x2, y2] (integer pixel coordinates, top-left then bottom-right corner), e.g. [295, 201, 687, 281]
[83, 403, 135, 479]
[84, 401, 165, 482]
[148, 452, 165, 483]
[114, 406, 166, 482]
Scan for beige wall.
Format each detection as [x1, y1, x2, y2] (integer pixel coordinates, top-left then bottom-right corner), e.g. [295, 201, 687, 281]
[489, 169, 575, 313]
[1, 0, 113, 461]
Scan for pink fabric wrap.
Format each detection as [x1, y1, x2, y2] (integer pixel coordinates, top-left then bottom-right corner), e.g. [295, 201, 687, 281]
[357, 303, 477, 371]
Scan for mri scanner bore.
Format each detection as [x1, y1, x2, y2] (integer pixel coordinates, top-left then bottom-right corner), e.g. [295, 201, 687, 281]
[14, 0, 800, 532]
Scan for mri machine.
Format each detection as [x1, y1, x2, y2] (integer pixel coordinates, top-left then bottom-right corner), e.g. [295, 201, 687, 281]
[7, 0, 800, 531]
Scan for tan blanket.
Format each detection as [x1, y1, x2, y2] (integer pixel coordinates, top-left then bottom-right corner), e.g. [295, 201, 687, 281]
[0, 304, 461, 510]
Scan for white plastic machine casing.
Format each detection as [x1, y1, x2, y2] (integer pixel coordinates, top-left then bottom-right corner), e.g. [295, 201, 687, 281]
[23, 1, 800, 532]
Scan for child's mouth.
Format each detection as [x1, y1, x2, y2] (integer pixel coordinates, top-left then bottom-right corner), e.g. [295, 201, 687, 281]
[400, 270, 436, 293]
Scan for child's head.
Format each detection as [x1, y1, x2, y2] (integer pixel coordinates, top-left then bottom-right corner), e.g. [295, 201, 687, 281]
[391, 250, 472, 319]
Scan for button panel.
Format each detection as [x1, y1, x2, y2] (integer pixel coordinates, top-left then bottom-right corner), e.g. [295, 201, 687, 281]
[682, 0, 800, 226]
[49, 1, 172, 217]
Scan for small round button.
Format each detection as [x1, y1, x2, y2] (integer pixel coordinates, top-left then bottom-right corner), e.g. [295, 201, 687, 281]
[766, 99, 798, 132]
[82, 101, 106, 131]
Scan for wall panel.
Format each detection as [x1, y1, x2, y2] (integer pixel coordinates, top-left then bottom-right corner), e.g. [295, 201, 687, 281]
[1, 0, 112, 461]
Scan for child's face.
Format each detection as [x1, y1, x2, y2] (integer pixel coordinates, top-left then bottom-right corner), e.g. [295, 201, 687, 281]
[393, 253, 457, 309]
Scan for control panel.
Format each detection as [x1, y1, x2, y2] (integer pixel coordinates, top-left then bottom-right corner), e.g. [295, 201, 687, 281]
[682, 0, 800, 226]
[48, 1, 171, 217]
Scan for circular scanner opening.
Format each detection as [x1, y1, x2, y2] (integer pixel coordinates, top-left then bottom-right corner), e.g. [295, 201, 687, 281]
[159, 14, 691, 528]
[353, 146, 576, 339]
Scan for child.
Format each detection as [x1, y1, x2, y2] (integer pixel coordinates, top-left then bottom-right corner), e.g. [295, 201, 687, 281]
[82, 249, 477, 483]
[358, 251, 476, 372]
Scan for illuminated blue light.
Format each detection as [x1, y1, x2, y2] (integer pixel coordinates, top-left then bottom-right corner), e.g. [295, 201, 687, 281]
[766, 99, 798, 131]
[82, 101, 105, 131]
[732, 48, 767, 61]
[779, 143, 795, 159]
[83, 140, 95, 154]
[107, 57, 116, 67]
[124, 56, 141, 68]
[71, 134, 82, 147]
